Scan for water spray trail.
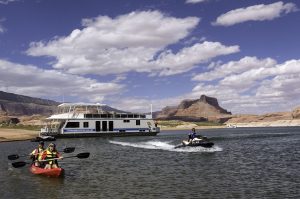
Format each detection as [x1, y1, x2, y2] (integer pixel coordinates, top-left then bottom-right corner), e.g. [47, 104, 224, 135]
[109, 140, 222, 153]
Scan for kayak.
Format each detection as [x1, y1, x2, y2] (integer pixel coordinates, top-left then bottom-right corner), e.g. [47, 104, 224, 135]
[30, 165, 64, 177]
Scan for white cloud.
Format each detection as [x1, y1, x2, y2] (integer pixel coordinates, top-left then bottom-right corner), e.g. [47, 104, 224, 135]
[154, 41, 239, 76]
[213, 1, 298, 26]
[26, 11, 238, 76]
[186, 0, 207, 4]
[0, 0, 18, 5]
[0, 59, 124, 102]
[191, 58, 300, 114]
[193, 56, 276, 82]
[0, 18, 6, 33]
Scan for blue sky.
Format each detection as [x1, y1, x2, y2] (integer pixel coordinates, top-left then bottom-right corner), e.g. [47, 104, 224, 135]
[0, 0, 300, 114]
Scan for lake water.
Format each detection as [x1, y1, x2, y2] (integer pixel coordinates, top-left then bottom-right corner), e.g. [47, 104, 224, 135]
[0, 127, 299, 199]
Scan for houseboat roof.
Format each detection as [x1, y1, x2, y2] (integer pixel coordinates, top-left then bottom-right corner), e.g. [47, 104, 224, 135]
[47, 102, 153, 120]
[58, 103, 107, 107]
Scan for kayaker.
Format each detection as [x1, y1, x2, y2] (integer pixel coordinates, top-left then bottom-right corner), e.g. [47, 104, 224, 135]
[30, 141, 45, 167]
[41, 143, 63, 169]
[188, 128, 197, 142]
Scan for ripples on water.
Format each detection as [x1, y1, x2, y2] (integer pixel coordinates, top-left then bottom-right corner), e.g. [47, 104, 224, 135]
[0, 127, 299, 199]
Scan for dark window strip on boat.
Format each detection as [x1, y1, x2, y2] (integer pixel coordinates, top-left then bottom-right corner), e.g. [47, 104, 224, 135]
[84, 113, 146, 119]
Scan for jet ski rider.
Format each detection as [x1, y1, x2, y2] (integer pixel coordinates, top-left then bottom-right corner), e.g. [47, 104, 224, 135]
[188, 128, 197, 142]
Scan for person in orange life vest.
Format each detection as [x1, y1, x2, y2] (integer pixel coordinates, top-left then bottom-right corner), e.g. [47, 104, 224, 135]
[41, 143, 63, 169]
[30, 141, 45, 167]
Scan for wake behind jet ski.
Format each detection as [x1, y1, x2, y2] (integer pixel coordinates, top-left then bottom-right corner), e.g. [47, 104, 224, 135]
[175, 128, 214, 149]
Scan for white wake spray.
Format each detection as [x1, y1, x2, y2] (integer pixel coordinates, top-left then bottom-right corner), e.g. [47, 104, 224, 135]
[109, 140, 222, 153]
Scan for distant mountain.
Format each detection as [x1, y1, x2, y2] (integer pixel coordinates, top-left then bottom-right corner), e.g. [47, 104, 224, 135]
[0, 91, 127, 116]
[100, 105, 129, 113]
[155, 95, 232, 123]
[0, 91, 59, 116]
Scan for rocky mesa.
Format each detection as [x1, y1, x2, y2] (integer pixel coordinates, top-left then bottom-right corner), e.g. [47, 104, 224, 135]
[155, 95, 232, 123]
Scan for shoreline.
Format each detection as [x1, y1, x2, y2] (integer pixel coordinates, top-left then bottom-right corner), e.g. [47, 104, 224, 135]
[1, 123, 300, 143]
[159, 125, 225, 131]
[0, 128, 38, 143]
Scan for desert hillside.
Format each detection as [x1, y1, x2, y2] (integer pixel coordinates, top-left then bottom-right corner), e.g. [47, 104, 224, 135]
[0, 91, 58, 116]
[225, 107, 300, 127]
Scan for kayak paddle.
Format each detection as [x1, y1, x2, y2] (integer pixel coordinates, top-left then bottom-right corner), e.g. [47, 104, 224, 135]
[7, 147, 76, 160]
[11, 152, 90, 168]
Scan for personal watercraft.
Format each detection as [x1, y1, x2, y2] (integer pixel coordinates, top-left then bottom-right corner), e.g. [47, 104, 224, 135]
[175, 135, 214, 148]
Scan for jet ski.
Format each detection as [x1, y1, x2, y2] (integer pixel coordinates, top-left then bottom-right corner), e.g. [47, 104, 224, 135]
[175, 135, 214, 148]
[30, 135, 56, 142]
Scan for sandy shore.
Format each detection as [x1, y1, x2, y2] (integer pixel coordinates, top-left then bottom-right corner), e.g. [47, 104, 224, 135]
[0, 128, 39, 142]
[226, 119, 300, 128]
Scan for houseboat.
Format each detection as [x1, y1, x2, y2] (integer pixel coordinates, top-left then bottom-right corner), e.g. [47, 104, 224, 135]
[40, 103, 160, 138]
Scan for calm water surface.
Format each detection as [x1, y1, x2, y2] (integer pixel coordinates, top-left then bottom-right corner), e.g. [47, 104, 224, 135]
[0, 127, 299, 199]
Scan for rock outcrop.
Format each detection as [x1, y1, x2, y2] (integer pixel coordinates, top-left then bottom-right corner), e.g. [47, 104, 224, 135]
[155, 95, 232, 122]
[292, 107, 300, 119]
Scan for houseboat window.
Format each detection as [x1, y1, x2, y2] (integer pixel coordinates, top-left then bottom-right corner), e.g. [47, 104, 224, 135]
[83, 122, 89, 128]
[128, 114, 133, 118]
[136, 120, 140, 125]
[65, 122, 80, 128]
[123, 120, 130, 123]
[134, 114, 139, 118]
[140, 115, 146, 118]
[121, 114, 127, 118]
[85, 114, 92, 118]
[92, 114, 101, 118]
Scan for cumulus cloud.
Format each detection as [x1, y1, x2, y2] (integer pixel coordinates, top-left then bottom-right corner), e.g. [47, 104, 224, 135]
[26, 11, 238, 76]
[191, 58, 300, 113]
[213, 1, 298, 26]
[186, 0, 207, 4]
[0, 0, 18, 5]
[154, 41, 239, 76]
[0, 18, 6, 33]
[192, 56, 277, 81]
[0, 59, 124, 102]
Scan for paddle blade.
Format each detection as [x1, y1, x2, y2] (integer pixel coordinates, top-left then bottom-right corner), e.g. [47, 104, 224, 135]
[12, 161, 27, 168]
[63, 147, 75, 153]
[76, 152, 90, 159]
[8, 154, 19, 160]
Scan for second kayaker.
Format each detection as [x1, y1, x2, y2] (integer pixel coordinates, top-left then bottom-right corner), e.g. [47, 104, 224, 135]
[30, 141, 45, 167]
[41, 143, 63, 169]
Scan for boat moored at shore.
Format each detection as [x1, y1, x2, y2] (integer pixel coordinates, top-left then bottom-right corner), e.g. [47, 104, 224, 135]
[40, 103, 160, 138]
